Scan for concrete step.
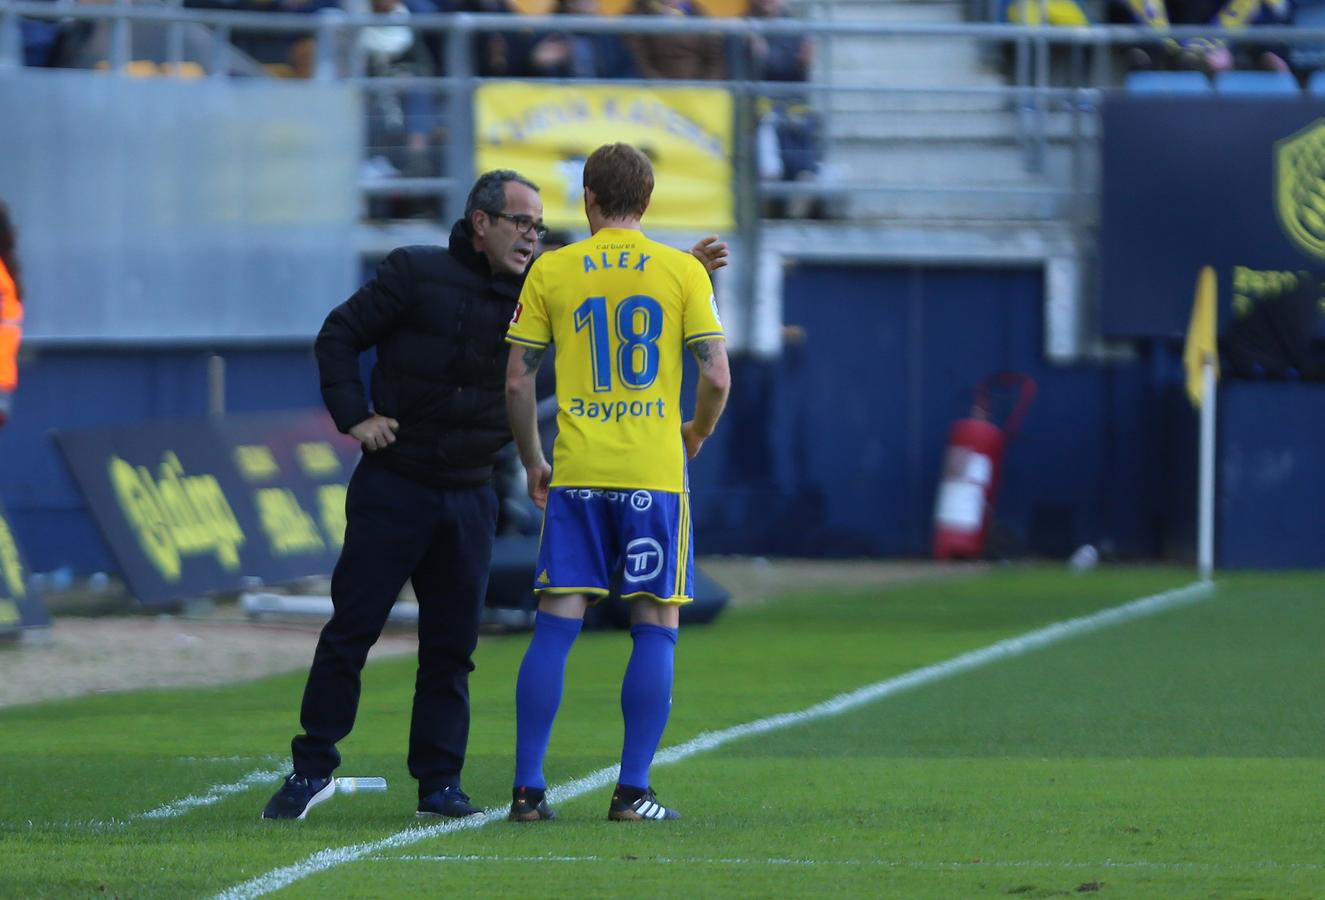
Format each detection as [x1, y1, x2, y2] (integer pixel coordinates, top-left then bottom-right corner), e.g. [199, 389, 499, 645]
[830, 144, 1035, 183]
[815, 0, 968, 22]
[819, 36, 999, 83]
[760, 219, 1084, 260]
[822, 106, 1099, 141]
[832, 187, 1072, 221]
[813, 89, 1013, 113]
[827, 135, 1082, 180]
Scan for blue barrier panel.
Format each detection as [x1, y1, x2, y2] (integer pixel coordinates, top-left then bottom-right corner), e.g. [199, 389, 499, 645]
[53, 410, 361, 606]
[1100, 96, 1325, 339]
[1216, 380, 1325, 569]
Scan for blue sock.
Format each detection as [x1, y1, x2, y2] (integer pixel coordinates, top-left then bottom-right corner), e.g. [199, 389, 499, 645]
[618, 623, 678, 790]
[514, 611, 582, 790]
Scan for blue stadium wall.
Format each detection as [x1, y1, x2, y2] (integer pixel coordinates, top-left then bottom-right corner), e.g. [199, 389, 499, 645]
[4, 263, 1312, 576]
[686, 263, 1161, 561]
[0, 347, 324, 573]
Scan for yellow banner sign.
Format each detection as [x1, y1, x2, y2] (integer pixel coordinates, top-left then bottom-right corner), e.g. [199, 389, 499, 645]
[475, 83, 734, 232]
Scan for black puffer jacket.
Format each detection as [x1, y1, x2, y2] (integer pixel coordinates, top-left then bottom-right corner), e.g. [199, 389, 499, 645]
[315, 221, 522, 488]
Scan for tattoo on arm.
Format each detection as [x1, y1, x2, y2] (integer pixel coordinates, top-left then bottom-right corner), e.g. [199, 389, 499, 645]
[690, 339, 716, 372]
[521, 346, 546, 375]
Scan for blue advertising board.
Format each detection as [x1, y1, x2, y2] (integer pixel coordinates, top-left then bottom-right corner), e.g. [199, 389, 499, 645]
[0, 497, 51, 635]
[54, 411, 360, 607]
[1100, 96, 1325, 338]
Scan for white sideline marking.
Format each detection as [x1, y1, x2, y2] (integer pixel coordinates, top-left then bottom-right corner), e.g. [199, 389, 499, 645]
[140, 765, 290, 820]
[215, 580, 1214, 900]
[382, 853, 1325, 873]
[72, 763, 289, 831]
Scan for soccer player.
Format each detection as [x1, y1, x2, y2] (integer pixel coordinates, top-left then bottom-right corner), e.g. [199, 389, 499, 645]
[503, 142, 731, 822]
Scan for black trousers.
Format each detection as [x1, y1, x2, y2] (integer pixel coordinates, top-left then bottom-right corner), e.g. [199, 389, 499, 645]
[291, 461, 497, 798]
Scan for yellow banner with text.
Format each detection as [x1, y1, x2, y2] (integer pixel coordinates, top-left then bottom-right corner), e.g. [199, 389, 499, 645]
[475, 83, 734, 232]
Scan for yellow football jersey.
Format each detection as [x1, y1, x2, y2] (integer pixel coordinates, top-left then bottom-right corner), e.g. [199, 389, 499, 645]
[506, 227, 724, 492]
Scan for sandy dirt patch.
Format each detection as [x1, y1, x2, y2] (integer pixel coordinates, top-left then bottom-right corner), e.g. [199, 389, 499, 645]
[0, 558, 973, 710]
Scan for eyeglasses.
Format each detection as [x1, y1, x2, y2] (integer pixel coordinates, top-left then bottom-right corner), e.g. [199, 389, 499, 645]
[485, 210, 549, 240]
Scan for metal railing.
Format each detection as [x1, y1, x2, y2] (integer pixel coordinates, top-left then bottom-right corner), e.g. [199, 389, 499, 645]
[5, 2, 1322, 218]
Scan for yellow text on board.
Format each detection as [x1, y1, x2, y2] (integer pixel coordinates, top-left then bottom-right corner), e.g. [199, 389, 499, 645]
[475, 83, 734, 232]
[0, 513, 26, 599]
[108, 453, 246, 582]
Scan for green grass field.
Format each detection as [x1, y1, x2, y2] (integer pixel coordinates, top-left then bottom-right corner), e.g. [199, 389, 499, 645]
[2, 566, 1322, 898]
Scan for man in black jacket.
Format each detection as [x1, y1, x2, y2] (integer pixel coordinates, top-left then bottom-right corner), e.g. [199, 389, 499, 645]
[262, 170, 545, 821]
[263, 170, 728, 821]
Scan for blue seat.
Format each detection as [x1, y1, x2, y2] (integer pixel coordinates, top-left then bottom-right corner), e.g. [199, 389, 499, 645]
[1213, 70, 1301, 95]
[1307, 69, 1325, 95]
[1124, 71, 1213, 94]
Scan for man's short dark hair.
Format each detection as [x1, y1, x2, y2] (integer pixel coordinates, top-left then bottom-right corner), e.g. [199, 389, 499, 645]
[583, 144, 653, 220]
[465, 170, 540, 221]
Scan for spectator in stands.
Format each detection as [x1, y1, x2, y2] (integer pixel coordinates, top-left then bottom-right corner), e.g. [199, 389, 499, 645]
[348, 0, 440, 189]
[626, 0, 726, 81]
[0, 202, 23, 429]
[745, 0, 808, 82]
[1107, 0, 1293, 75]
[523, 0, 638, 79]
[457, 0, 531, 76]
[19, 2, 61, 67]
[745, 0, 822, 218]
[1221, 278, 1325, 380]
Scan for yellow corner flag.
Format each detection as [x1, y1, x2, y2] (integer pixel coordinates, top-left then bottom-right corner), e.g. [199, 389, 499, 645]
[1184, 265, 1220, 408]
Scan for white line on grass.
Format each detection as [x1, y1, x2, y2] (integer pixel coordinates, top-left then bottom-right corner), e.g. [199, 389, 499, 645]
[215, 580, 1214, 900]
[139, 765, 290, 820]
[70, 763, 289, 831]
[380, 853, 1325, 873]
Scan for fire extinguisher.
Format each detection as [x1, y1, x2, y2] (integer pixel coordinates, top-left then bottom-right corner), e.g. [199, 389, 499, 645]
[932, 372, 1037, 560]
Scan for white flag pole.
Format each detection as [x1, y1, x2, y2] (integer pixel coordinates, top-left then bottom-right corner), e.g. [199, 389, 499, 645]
[1197, 356, 1217, 583]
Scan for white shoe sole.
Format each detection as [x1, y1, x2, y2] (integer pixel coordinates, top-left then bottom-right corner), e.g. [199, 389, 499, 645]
[297, 778, 337, 820]
[260, 778, 336, 821]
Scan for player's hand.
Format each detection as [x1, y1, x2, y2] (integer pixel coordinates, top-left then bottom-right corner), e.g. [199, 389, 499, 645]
[349, 414, 399, 452]
[690, 235, 729, 274]
[681, 420, 707, 460]
[525, 458, 553, 510]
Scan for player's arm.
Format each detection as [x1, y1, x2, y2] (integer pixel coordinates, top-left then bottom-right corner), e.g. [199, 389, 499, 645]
[505, 343, 553, 509]
[682, 337, 731, 460]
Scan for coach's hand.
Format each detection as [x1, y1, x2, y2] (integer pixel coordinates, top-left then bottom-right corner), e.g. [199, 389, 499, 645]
[681, 420, 707, 460]
[690, 235, 729, 274]
[349, 414, 399, 452]
[526, 458, 552, 510]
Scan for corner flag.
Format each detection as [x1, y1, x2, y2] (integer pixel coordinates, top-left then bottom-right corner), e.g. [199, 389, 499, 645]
[1184, 265, 1219, 408]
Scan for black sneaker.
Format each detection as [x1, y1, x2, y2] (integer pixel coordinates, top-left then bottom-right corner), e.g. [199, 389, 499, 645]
[508, 786, 556, 822]
[608, 785, 680, 822]
[417, 786, 481, 818]
[261, 772, 335, 820]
